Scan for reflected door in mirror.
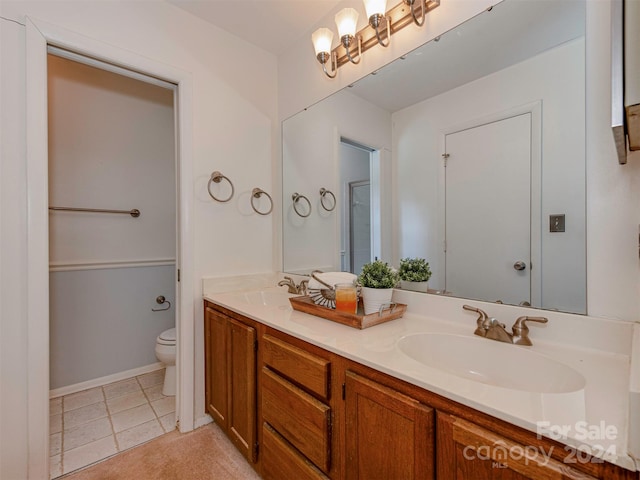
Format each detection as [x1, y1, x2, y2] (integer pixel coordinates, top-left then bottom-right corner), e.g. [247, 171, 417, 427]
[445, 113, 532, 305]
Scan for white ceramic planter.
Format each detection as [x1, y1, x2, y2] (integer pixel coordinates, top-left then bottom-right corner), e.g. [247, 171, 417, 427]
[361, 286, 394, 315]
[399, 280, 429, 293]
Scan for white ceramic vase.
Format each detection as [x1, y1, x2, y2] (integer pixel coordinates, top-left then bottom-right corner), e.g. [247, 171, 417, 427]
[361, 286, 394, 315]
[399, 280, 429, 293]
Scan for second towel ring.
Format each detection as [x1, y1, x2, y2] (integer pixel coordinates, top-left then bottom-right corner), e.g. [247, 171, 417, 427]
[292, 193, 312, 218]
[208, 171, 234, 203]
[251, 188, 273, 215]
[319, 188, 336, 212]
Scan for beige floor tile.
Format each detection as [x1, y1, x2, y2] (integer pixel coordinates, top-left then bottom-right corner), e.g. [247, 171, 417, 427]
[64, 402, 107, 430]
[50, 454, 62, 479]
[50, 397, 62, 416]
[116, 419, 164, 451]
[137, 369, 165, 389]
[106, 390, 147, 415]
[64, 417, 112, 452]
[62, 435, 117, 475]
[50, 413, 62, 435]
[63, 388, 104, 412]
[103, 378, 141, 399]
[151, 396, 175, 417]
[50, 432, 62, 456]
[111, 403, 155, 433]
[143, 384, 164, 402]
[158, 412, 176, 433]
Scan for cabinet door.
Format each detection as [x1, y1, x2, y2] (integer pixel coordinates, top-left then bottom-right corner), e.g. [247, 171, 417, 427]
[344, 371, 435, 480]
[204, 306, 228, 430]
[228, 317, 257, 463]
[437, 412, 597, 480]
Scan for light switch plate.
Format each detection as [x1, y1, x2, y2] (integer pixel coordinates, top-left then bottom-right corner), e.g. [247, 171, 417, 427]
[549, 214, 565, 233]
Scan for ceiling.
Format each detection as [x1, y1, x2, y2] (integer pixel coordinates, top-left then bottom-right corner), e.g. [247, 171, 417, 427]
[167, 0, 342, 56]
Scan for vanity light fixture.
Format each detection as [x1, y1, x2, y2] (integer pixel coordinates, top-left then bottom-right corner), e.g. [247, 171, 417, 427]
[335, 8, 362, 64]
[311, 0, 439, 78]
[312, 27, 337, 78]
[364, 0, 390, 47]
[404, 0, 426, 26]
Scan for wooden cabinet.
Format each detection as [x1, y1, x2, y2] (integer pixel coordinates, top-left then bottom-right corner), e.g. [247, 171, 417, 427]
[204, 301, 638, 480]
[436, 412, 598, 480]
[204, 305, 257, 463]
[344, 370, 435, 480]
[260, 332, 333, 478]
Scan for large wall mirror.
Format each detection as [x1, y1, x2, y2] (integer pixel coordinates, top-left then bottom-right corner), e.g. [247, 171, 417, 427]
[282, 0, 586, 314]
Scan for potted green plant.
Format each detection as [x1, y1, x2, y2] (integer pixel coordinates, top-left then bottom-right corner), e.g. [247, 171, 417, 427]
[398, 257, 432, 293]
[358, 260, 400, 315]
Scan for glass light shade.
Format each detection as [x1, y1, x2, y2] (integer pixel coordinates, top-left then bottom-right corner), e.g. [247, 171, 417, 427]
[312, 28, 334, 56]
[335, 8, 359, 38]
[364, 0, 387, 19]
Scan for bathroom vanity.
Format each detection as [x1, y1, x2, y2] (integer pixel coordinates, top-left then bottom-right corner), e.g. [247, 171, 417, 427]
[203, 283, 639, 480]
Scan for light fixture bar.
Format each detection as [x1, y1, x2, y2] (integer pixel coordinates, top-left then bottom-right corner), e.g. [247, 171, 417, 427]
[333, 0, 439, 68]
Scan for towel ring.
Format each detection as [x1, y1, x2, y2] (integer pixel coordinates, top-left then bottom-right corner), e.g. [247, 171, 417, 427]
[207, 171, 234, 203]
[292, 193, 312, 218]
[251, 188, 273, 215]
[319, 188, 336, 212]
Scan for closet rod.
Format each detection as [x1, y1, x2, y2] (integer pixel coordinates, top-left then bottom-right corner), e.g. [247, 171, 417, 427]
[49, 206, 141, 218]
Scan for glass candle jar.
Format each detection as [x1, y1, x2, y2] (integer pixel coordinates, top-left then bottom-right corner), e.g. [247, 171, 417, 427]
[334, 283, 358, 314]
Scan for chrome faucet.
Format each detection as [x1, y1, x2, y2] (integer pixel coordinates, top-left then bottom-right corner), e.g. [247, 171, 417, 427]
[277, 276, 308, 295]
[463, 305, 548, 346]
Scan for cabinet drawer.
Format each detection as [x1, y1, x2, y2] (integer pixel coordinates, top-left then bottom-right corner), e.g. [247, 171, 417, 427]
[262, 334, 330, 400]
[262, 423, 329, 480]
[262, 367, 331, 473]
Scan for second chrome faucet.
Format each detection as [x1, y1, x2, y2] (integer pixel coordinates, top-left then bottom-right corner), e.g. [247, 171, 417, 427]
[463, 305, 548, 346]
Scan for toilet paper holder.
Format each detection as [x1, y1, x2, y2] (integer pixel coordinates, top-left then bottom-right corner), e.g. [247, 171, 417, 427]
[152, 295, 171, 312]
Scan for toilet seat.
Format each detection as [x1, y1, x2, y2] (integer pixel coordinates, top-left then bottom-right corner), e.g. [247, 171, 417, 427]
[157, 328, 176, 346]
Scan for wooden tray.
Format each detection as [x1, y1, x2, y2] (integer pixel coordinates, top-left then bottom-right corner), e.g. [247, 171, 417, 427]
[289, 295, 406, 329]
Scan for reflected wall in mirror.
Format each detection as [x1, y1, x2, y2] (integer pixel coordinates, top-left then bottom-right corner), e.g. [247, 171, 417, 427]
[282, 0, 586, 314]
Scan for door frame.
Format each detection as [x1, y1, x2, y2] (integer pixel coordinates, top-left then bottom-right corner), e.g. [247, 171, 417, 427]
[348, 180, 371, 273]
[26, 17, 195, 478]
[439, 101, 542, 307]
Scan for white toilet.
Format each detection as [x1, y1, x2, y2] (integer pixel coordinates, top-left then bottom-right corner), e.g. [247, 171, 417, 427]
[155, 327, 176, 396]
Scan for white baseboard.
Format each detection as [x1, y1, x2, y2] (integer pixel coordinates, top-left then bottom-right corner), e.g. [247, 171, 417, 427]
[192, 414, 213, 431]
[49, 362, 165, 399]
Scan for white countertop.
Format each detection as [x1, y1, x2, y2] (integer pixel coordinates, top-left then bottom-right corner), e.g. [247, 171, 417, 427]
[203, 278, 639, 472]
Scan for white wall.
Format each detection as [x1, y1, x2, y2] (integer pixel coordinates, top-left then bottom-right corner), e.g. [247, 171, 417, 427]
[1, 1, 277, 477]
[47, 55, 176, 389]
[282, 89, 391, 273]
[0, 17, 30, 480]
[393, 39, 586, 314]
[48, 54, 176, 266]
[586, 0, 640, 321]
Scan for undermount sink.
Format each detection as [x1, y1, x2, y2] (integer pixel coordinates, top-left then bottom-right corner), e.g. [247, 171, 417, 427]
[397, 333, 585, 394]
[231, 289, 294, 307]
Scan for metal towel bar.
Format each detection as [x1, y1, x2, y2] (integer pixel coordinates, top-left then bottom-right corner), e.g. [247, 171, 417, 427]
[49, 206, 140, 217]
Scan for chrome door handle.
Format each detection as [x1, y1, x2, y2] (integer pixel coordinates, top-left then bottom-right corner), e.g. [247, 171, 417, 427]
[513, 261, 527, 271]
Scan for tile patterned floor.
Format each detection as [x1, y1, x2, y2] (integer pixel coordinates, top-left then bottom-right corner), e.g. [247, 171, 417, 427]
[49, 369, 175, 479]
